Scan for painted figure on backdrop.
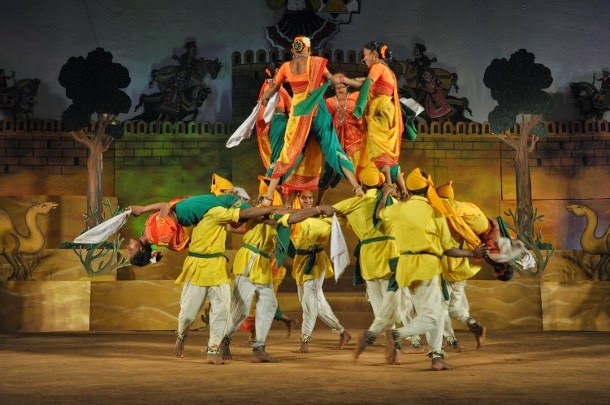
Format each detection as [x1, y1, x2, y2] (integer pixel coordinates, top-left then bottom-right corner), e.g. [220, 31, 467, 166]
[0, 70, 40, 121]
[421, 68, 454, 121]
[265, 0, 361, 50]
[133, 41, 222, 122]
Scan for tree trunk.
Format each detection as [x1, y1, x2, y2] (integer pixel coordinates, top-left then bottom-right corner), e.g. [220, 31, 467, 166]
[84, 119, 110, 230]
[514, 125, 534, 240]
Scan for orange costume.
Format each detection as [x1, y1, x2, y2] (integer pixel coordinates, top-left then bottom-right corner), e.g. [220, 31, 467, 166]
[255, 79, 292, 170]
[325, 90, 363, 163]
[270, 56, 354, 194]
[363, 63, 404, 170]
[143, 197, 191, 251]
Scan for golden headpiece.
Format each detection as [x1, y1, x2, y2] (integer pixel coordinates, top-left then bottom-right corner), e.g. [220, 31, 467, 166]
[292, 36, 311, 53]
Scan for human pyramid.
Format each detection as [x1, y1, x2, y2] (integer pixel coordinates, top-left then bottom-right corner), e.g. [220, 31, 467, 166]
[126, 36, 526, 371]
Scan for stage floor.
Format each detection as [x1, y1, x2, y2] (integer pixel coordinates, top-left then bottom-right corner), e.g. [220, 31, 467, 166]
[2, 328, 610, 404]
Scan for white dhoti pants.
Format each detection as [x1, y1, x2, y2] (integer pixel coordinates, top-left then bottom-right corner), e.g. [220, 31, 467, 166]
[443, 279, 472, 337]
[225, 274, 278, 349]
[298, 270, 344, 340]
[366, 279, 402, 336]
[177, 281, 231, 352]
[394, 275, 444, 357]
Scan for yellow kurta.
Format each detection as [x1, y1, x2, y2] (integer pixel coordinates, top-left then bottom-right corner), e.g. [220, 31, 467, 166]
[278, 214, 334, 285]
[231, 219, 277, 285]
[332, 189, 398, 280]
[379, 195, 453, 287]
[175, 206, 241, 287]
[441, 199, 488, 282]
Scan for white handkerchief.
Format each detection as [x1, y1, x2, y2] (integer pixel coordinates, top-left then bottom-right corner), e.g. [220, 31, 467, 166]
[263, 92, 279, 123]
[226, 103, 261, 148]
[488, 237, 527, 263]
[516, 251, 537, 269]
[74, 209, 131, 244]
[330, 213, 349, 282]
[400, 97, 425, 117]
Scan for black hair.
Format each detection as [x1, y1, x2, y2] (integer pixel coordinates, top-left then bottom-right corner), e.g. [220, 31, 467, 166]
[489, 261, 513, 281]
[130, 243, 163, 267]
[364, 41, 393, 60]
[267, 61, 277, 72]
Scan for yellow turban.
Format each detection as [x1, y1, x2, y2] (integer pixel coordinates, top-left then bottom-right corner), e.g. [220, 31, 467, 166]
[406, 168, 449, 216]
[258, 175, 284, 206]
[406, 167, 428, 191]
[210, 173, 234, 196]
[358, 164, 385, 187]
[436, 181, 454, 200]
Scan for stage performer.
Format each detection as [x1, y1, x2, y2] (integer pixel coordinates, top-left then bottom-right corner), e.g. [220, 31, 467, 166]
[259, 36, 364, 207]
[338, 41, 408, 199]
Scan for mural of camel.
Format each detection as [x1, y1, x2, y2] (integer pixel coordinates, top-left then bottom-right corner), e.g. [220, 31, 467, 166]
[0, 201, 58, 280]
[565, 204, 610, 280]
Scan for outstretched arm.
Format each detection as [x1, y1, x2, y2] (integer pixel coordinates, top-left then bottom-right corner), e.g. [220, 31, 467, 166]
[238, 206, 277, 220]
[444, 244, 489, 259]
[129, 202, 171, 219]
[337, 75, 366, 89]
[287, 207, 324, 224]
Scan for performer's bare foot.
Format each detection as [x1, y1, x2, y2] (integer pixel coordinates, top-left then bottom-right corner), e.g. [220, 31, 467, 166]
[393, 348, 402, 365]
[206, 352, 225, 365]
[468, 321, 487, 349]
[219, 337, 232, 360]
[251, 348, 278, 363]
[384, 330, 399, 364]
[336, 331, 351, 350]
[283, 317, 299, 338]
[353, 331, 368, 360]
[431, 357, 453, 371]
[174, 338, 185, 358]
[299, 342, 309, 353]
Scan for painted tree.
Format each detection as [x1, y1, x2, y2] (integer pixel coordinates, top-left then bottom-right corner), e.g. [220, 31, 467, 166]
[483, 49, 554, 276]
[59, 48, 131, 229]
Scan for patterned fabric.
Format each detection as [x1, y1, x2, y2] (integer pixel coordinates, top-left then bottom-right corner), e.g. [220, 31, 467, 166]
[362, 63, 404, 169]
[270, 56, 354, 194]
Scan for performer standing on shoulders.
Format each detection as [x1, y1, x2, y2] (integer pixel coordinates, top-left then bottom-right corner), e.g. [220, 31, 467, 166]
[339, 41, 408, 199]
[260, 36, 364, 208]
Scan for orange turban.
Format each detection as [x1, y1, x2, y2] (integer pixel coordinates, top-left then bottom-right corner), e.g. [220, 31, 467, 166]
[358, 164, 385, 187]
[210, 173, 234, 196]
[436, 181, 454, 200]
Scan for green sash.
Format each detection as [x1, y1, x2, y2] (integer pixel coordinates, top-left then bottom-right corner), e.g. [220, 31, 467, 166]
[242, 243, 271, 259]
[352, 236, 396, 286]
[187, 252, 227, 261]
[292, 80, 332, 117]
[294, 245, 324, 275]
[352, 77, 371, 119]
